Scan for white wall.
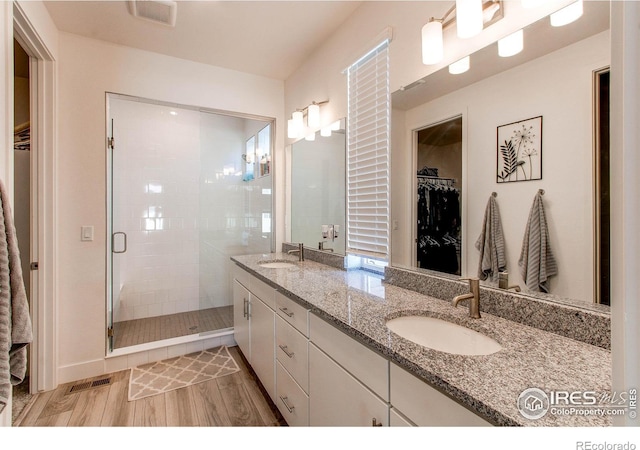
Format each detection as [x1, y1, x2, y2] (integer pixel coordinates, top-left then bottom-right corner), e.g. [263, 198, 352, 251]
[56, 32, 284, 382]
[394, 31, 609, 302]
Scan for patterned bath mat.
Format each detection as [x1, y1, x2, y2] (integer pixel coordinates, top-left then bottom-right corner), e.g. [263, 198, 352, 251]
[128, 346, 240, 401]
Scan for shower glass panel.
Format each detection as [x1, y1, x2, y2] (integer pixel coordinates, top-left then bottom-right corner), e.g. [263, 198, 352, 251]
[107, 94, 274, 352]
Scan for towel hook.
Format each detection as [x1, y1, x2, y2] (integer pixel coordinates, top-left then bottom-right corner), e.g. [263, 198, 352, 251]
[538, 189, 545, 196]
[491, 192, 497, 197]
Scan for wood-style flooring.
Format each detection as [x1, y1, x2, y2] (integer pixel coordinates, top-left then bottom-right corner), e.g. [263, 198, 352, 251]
[13, 347, 286, 427]
[113, 306, 234, 349]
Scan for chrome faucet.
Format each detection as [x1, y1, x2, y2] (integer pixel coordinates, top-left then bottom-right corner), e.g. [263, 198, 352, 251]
[453, 277, 481, 319]
[318, 241, 334, 252]
[287, 243, 304, 261]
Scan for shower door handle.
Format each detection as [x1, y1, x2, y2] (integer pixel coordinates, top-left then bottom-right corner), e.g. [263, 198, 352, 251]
[112, 232, 127, 254]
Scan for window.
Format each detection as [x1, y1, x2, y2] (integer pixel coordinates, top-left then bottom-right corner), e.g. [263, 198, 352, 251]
[346, 38, 391, 260]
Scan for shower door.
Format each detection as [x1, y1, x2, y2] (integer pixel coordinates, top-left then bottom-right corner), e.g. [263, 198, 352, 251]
[106, 93, 274, 353]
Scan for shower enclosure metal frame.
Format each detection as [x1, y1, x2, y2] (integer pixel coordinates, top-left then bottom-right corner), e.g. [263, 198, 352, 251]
[105, 92, 276, 354]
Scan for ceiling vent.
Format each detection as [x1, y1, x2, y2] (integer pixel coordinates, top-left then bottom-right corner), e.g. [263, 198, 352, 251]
[128, 1, 177, 27]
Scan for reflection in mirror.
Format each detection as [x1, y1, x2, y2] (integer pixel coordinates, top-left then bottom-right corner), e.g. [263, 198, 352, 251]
[391, 1, 611, 309]
[291, 121, 346, 254]
[416, 116, 462, 275]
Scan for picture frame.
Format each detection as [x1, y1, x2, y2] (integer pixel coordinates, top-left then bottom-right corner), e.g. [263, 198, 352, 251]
[496, 116, 542, 183]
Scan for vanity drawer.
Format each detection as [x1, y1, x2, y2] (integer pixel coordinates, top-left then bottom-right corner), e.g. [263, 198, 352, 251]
[276, 360, 309, 427]
[309, 313, 388, 402]
[275, 292, 309, 337]
[276, 315, 309, 393]
[251, 275, 276, 310]
[390, 363, 491, 426]
[232, 263, 252, 290]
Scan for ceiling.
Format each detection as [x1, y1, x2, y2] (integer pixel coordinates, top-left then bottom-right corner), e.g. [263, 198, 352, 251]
[43, 1, 363, 81]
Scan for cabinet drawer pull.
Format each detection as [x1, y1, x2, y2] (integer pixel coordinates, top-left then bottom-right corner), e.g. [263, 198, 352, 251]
[279, 307, 294, 318]
[243, 298, 249, 318]
[279, 396, 295, 413]
[372, 418, 383, 427]
[278, 344, 295, 358]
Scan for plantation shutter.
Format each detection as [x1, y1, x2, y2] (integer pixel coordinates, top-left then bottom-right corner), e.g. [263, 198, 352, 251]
[346, 39, 390, 259]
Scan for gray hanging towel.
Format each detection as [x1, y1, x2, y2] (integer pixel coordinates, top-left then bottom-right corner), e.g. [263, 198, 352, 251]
[475, 195, 506, 282]
[0, 178, 33, 414]
[518, 191, 558, 292]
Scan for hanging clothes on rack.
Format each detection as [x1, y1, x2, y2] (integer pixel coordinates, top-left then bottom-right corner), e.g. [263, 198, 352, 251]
[416, 176, 461, 275]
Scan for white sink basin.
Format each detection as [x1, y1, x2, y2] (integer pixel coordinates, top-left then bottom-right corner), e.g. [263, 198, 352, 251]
[386, 315, 502, 356]
[259, 261, 297, 269]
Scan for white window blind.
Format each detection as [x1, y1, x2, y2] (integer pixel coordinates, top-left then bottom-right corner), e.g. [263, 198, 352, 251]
[346, 39, 390, 259]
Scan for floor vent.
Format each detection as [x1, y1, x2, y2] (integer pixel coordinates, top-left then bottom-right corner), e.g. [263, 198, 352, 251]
[66, 377, 113, 395]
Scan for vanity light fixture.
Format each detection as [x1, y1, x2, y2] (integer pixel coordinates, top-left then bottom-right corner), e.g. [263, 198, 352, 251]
[421, 1, 503, 65]
[449, 56, 470, 74]
[292, 110, 304, 137]
[307, 103, 321, 128]
[456, 0, 484, 39]
[330, 120, 342, 131]
[550, 0, 583, 27]
[320, 126, 332, 137]
[287, 119, 298, 139]
[498, 29, 524, 57]
[305, 133, 316, 141]
[286, 100, 328, 139]
[422, 20, 444, 65]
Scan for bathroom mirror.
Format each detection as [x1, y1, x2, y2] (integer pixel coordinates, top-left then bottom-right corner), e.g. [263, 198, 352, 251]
[390, 1, 611, 309]
[290, 121, 346, 254]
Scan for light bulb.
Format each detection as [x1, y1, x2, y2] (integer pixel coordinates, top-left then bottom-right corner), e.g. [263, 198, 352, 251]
[292, 111, 304, 138]
[550, 0, 583, 27]
[422, 20, 443, 65]
[449, 56, 470, 75]
[498, 29, 524, 57]
[307, 103, 320, 128]
[287, 119, 297, 139]
[456, 0, 483, 39]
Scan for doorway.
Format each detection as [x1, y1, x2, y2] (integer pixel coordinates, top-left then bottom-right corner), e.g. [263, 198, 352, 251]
[414, 116, 463, 275]
[12, 36, 32, 417]
[595, 68, 610, 306]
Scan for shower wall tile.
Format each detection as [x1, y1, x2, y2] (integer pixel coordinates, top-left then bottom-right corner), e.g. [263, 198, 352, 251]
[112, 99, 202, 322]
[111, 98, 274, 326]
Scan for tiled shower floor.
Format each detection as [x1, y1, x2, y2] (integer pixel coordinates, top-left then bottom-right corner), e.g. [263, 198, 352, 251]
[112, 305, 233, 349]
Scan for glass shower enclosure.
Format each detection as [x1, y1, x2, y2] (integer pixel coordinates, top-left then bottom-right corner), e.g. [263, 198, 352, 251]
[106, 94, 274, 352]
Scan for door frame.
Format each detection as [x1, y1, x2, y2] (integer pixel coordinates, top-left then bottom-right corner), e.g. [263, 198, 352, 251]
[13, 2, 57, 393]
[409, 111, 467, 274]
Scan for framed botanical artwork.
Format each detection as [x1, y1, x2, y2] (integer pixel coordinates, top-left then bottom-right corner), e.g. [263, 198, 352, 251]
[496, 116, 542, 183]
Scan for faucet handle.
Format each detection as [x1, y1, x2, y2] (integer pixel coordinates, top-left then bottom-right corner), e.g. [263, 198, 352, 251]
[459, 277, 480, 290]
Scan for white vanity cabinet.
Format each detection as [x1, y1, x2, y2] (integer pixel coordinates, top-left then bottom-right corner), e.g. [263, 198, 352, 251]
[232, 264, 276, 401]
[308, 313, 389, 426]
[232, 262, 492, 427]
[274, 292, 310, 426]
[389, 363, 491, 427]
[232, 278, 251, 358]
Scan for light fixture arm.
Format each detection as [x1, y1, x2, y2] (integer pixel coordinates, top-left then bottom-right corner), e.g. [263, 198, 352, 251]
[428, 0, 502, 30]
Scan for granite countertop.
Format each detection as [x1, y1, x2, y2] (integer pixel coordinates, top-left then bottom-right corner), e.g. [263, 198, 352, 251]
[231, 253, 612, 427]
